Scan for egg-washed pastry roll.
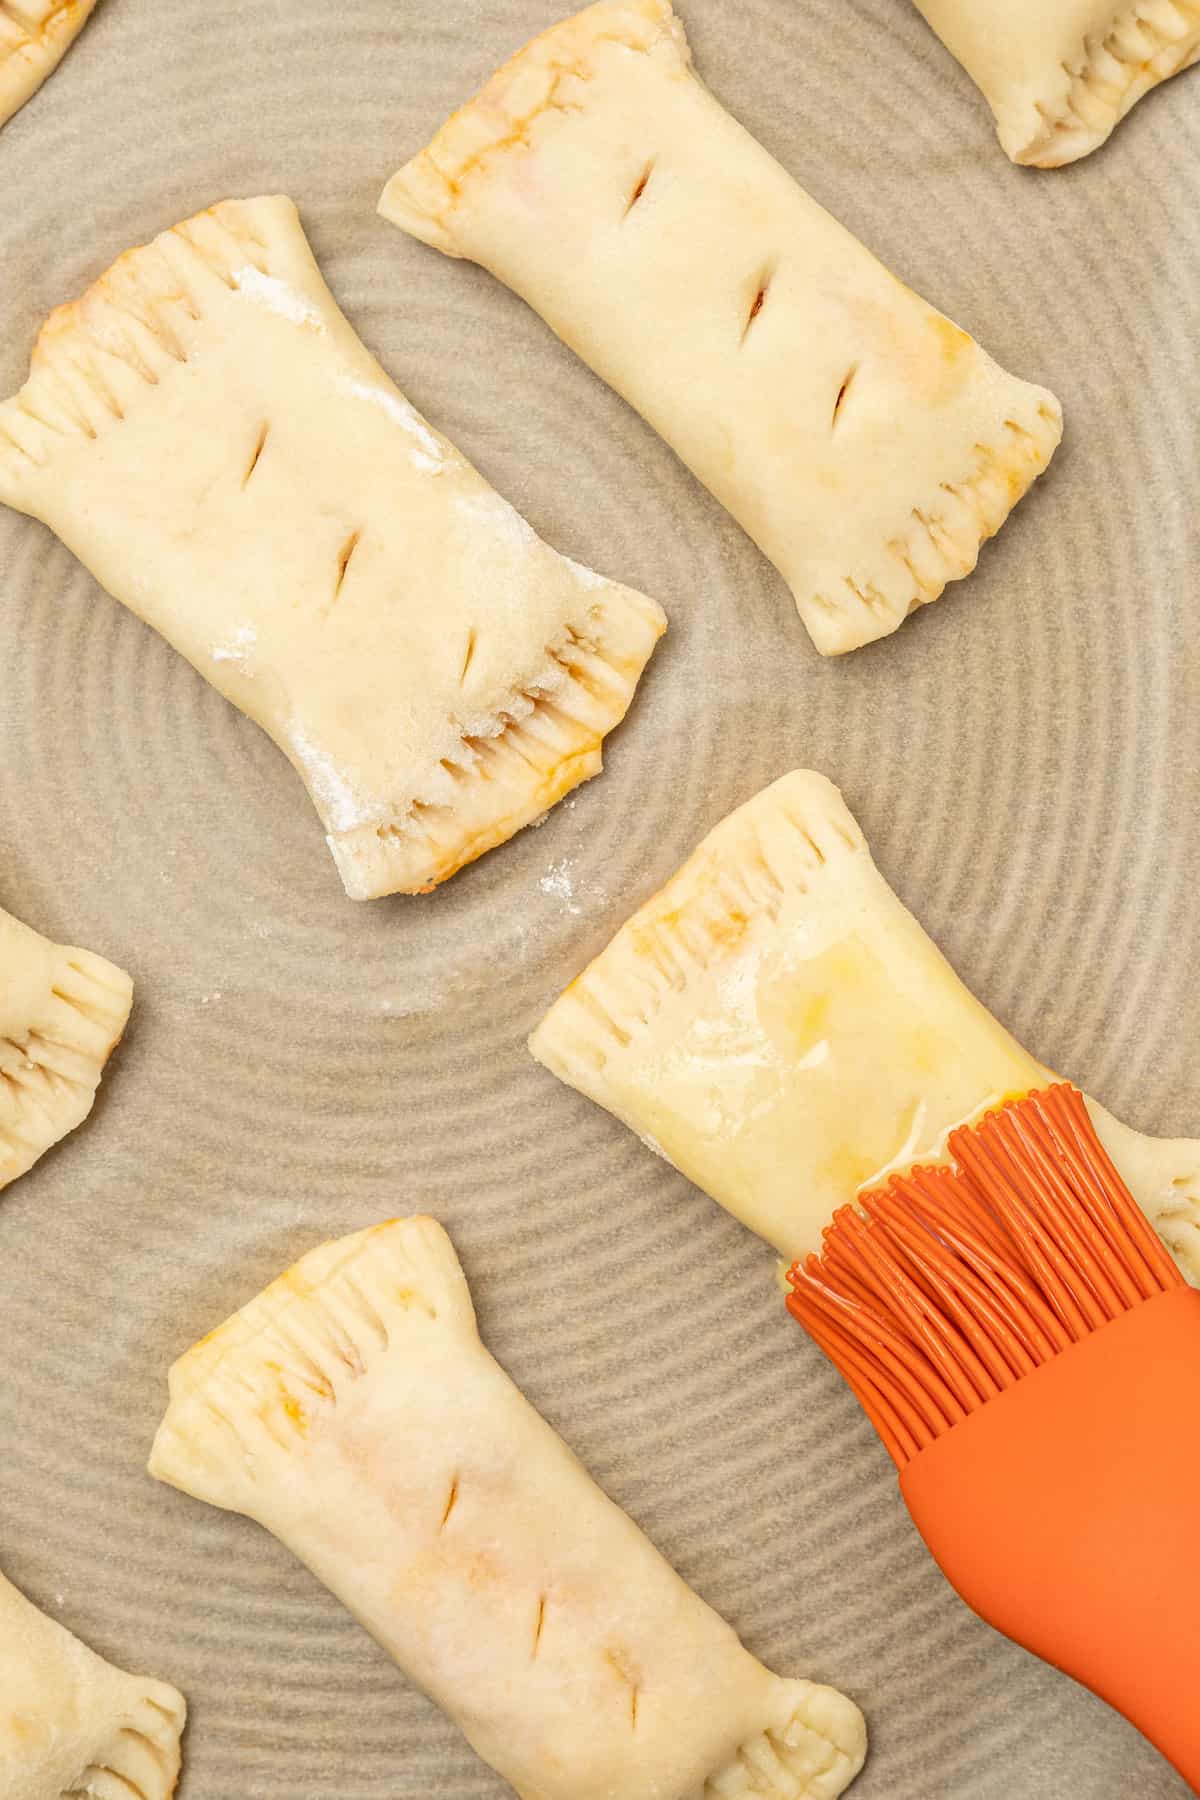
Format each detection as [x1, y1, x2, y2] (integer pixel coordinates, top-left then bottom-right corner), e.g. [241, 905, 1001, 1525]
[530, 771, 1200, 1279]
[0, 197, 666, 901]
[912, 0, 1200, 167]
[0, 1563, 185, 1798]
[0, 901, 131, 1192]
[150, 1216, 867, 1800]
[380, 0, 1062, 656]
[0, 0, 99, 130]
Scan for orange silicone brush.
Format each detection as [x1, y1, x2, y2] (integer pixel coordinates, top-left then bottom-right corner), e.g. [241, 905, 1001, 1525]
[786, 1083, 1200, 1792]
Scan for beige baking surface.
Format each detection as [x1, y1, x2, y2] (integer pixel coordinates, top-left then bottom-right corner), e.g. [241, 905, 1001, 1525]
[0, 2, 1195, 1796]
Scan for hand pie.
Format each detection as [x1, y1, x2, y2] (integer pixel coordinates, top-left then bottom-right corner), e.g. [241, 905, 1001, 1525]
[0, 902, 131, 1191]
[380, 0, 1063, 656]
[0, 0, 98, 129]
[912, 0, 1200, 166]
[530, 771, 1200, 1280]
[150, 1215, 868, 1800]
[0, 1562, 185, 1799]
[0, 198, 666, 900]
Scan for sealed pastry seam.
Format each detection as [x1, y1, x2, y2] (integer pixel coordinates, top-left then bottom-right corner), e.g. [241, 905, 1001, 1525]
[530, 771, 1200, 1279]
[150, 1218, 867, 1799]
[0, 197, 666, 899]
[0, 905, 132, 1190]
[380, 0, 687, 249]
[1027, 1, 1200, 163]
[0, 1565, 185, 1800]
[913, 0, 1200, 167]
[0, 0, 98, 129]
[381, 0, 1063, 655]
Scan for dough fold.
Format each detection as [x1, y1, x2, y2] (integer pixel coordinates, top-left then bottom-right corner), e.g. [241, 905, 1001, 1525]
[0, 903, 131, 1191]
[0, 1565, 185, 1800]
[913, 0, 1200, 166]
[381, 0, 1062, 655]
[530, 770, 1200, 1279]
[0, 0, 98, 129]
[150, 1216, 867, 1800]
[0, 197, 666, 898]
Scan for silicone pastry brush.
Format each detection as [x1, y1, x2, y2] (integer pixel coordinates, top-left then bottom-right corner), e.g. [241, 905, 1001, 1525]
[786, 1083, 1200, 1792]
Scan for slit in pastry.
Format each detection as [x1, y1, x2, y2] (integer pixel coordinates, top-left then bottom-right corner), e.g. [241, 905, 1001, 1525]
[0, 196, 667, 900]
[149, 1215, 867, 1800]
[911, 0, 1200, 167]
[0, 902, 131, 1191]
[0, 1562, 185, 1799]
[379, 0, 1063, 656]
[0, 0, 98, 130]
[530, 770, 1200, 1282]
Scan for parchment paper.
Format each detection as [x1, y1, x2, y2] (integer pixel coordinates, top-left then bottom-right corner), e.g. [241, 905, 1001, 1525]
[0, 2, 1196, 1795]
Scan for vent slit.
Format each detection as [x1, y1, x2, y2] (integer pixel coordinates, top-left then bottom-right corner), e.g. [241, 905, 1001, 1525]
[332, 529, 362, 603]
[832, 364, 858, 428]
[741, 269, 774, 343]
[440, 1476, 459, 1531]
[624, 160, 656, 216]
[243, 423, 269, 487]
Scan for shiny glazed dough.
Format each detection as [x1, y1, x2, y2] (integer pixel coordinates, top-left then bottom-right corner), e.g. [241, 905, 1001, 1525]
[0, 1564, 185, 1800]
[912, 0, 1200, 166]
[530, 771, 1200, 1277]
[381, 0, 1062, 655]
[150, 1217, 867, 1800]
[0, 902, 131, 1191]
[0, 197, 666, 900]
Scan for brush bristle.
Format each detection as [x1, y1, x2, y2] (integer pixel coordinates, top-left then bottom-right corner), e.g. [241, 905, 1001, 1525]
[786, 1085, 1184, 1468]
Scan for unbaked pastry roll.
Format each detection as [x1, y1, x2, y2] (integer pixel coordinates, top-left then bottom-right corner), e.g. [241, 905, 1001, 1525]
[0, 197, 666, 900]
[150, 1216, 867, 1800]
[380, 0, 1063, 656]
[912, 0, 1200, 167]
[0, 902, 131, 1191]
[530, 771, 1200, 1279]
[0, 0, 98, 129]
[0, 1563, 185, 1799]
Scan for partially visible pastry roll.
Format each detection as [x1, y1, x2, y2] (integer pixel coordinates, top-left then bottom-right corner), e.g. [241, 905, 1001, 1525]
[0, 902, 131, 1191]
[912, 0, 1200, 167]
[151, 1215, 867, 1800]
[381, 0, 1062, 655]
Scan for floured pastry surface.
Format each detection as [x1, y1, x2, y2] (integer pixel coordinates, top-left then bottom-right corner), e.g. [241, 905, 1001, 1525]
[530, 771, 1200, 1280]
[0, 1564, 185, 1800]
[0, 0, 98, 129]
[0, 902, 131, 1191]
[380, 0, 1062, 656]
[913, 0, 1200, 167]
[150, 1216, 867, 1800]
[0, 198, 666, 900]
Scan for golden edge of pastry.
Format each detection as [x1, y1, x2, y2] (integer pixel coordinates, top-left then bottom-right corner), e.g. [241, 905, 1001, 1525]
[0, 0, 99, 130]
[148, 1217, 476, 1503]
[377, 0, 683, 252]
[0, 198, 282, 494]
[808, 391, 1062, 656]
[332, 586, 667, 899]
[1007, 3, 1200, 167]
[529, 769, 865, 1083]
[0, 941, 133, 1191]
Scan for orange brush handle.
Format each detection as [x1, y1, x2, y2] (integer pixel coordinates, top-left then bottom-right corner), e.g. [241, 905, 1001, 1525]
[901, 1284, 1200, 1793]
